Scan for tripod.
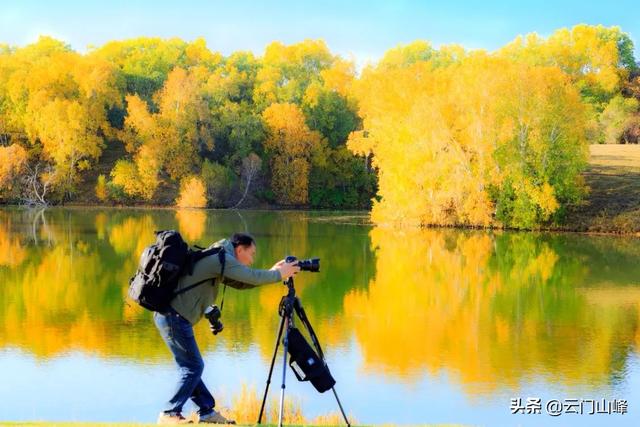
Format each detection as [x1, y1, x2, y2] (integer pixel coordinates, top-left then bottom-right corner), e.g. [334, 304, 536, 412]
[257, 276, 350, 427]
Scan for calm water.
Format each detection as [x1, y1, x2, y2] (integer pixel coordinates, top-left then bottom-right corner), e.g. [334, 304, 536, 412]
[0, 207, 639, 426]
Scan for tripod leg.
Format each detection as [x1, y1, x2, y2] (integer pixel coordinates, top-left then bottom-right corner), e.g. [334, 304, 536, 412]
[257, 313, 286, 424]
[331, 387, 351, 427]
[278, 316, 291, 427]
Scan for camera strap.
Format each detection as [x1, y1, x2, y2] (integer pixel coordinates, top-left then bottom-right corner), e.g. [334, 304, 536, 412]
[295, 303, 327, 362]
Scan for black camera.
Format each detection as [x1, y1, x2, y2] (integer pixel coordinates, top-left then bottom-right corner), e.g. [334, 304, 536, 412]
[204, 305, 223, 335]
[286, 256, 320, 273]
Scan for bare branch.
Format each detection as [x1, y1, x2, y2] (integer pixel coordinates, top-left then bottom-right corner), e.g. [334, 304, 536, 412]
[232, 153, 262, 209]
[20, 162, 56, 207]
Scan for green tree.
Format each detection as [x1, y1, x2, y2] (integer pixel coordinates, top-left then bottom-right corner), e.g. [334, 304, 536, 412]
[599, 95, 639, 144]
[308, 146, 375, 209]
[253, 39, 334, 109]
[201, 159, 235, 206]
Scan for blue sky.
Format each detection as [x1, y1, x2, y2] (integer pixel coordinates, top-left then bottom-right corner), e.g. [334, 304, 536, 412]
[1, 0, 638, 66]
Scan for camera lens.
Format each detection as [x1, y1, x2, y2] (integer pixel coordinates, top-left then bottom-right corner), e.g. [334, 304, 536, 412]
[298, 258, 320, 272]
[284, 256, 320, 272]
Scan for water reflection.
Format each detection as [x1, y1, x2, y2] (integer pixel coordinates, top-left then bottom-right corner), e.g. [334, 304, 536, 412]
[345, 227, 640, 396]
[1, 207, 639, 403]
[0, 208, 373, 361]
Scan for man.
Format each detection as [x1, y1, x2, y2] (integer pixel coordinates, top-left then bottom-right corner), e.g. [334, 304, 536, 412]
[154, 233, 300, 425]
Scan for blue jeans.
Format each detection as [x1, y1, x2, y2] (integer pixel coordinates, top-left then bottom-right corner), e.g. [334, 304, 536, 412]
[154, 308, 215, 416]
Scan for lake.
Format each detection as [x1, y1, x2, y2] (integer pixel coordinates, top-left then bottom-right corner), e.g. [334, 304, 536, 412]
[0, 207, 638, 426]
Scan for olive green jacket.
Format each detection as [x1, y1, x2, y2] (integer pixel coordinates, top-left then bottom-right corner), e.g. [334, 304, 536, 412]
[170, 238, 282, 325]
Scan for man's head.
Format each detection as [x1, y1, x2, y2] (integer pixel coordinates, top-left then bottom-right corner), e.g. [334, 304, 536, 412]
[230, 233, 256, 266]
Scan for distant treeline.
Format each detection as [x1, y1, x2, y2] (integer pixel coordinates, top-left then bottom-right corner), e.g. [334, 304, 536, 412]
[1, 25, 638, 228]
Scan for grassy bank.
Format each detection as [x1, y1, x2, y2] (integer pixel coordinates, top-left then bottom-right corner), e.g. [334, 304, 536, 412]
[561, 144, 640, 234]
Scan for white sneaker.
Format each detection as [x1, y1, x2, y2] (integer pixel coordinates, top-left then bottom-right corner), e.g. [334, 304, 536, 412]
[198, 409, 236, 424]
[157, 412, 193, 424]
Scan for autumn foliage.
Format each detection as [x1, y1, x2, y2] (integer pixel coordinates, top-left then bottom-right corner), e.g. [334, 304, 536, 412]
[262, 103, 325, 205]
[347, 25, 637, 228]
[0, 143, 27, 199]
[176, 176, 207, 208]
[350, 53, 589, 228]
[0, 25, 638, 229]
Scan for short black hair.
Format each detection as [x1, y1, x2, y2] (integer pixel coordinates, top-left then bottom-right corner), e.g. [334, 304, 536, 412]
[230, 232, 256, 248]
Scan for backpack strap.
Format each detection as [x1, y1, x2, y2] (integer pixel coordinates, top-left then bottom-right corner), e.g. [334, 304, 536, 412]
[173, 248, 226, 298]
[173, 277, 211, 297]
[218, 249, 227, 311]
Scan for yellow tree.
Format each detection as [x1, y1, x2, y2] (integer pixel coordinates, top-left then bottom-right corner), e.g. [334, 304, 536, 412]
[0, 45, 21, 147]
[176, 176, 207, 208]
[349, 52, 497, 226]
[498, 25, 635, 109]
[110, 145, 162, 201]
[0, 143, 27, 200]
[254, 40, 334, 108]
[114, 66, 213, 200]
[262, 103, 326, 205]
[90, 37, 222, 103]
[4, 37, 121, 196]
[349, 50, 588, 228]
[497, 25, 638, 146]
[94, 175, 108, 202]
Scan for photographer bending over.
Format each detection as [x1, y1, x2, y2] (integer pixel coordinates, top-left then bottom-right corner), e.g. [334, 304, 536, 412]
[155, 233, 300, 425]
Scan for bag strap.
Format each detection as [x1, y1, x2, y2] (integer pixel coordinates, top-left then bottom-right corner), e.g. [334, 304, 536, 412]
[173, 248, 226, 298]
[294, 301, 328, 362]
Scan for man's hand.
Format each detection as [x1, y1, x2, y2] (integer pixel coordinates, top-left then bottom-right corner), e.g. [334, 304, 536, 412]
[271, 259, 300, 280]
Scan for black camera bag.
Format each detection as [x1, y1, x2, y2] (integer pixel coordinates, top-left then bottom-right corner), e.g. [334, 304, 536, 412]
[286, 327, 336, 393]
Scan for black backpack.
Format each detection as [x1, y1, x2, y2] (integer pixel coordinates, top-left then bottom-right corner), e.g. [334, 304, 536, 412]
[128, 230, 225, 312]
